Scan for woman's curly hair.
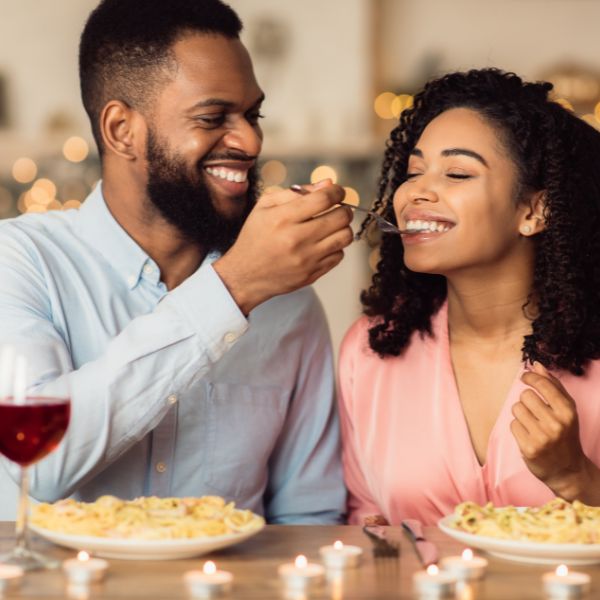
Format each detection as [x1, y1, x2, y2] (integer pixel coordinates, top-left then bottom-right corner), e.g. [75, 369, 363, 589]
[360, 68, 600, 375]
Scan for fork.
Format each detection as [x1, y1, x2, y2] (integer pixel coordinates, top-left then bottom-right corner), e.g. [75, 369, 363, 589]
[362, 525, 400, 558]
[289, 184, 403, 235]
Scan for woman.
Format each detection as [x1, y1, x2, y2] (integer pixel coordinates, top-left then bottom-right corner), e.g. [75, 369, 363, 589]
[338, 68, 600, 526]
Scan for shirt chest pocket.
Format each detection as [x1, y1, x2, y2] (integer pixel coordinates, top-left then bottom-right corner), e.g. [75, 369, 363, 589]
[202, 382, 288, 498]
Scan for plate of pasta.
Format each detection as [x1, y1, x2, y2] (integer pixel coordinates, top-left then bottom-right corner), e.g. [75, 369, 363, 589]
[438, 498, 600, 564]
[29, 495, 265, 560]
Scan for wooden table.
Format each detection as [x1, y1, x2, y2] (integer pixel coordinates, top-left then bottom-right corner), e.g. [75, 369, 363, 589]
[1, 522, 598, 599]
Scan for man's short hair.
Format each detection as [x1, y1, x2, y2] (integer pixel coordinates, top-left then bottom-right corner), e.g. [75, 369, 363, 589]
[79, 0, 243, 155]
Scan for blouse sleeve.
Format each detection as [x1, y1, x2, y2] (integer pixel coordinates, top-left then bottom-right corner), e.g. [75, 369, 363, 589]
[337, 320, 383, 524]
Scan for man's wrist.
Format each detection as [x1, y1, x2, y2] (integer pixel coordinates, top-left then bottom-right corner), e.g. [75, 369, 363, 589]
[212, 257, 262, 316]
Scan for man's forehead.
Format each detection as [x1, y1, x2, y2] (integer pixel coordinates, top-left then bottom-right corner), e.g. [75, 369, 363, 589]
[172, 33, 254, 79]
[164, 33, 262, 105]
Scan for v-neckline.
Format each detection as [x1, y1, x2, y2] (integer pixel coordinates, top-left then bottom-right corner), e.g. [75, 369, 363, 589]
[436, 303, 526, 470]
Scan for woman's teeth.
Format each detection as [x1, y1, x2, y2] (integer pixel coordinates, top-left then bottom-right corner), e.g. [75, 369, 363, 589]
[205, 167, 248, 183]
[405, 219, 452, 233]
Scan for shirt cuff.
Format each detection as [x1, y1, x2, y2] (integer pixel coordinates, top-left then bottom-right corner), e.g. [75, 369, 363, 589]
[160, 263, 248, 362]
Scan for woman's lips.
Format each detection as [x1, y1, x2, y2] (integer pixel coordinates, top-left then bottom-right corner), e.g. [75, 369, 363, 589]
[401, 218, 455, 244]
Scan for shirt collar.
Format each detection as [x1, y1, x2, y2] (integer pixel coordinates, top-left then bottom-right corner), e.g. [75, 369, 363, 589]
[76, 182, 150, 290]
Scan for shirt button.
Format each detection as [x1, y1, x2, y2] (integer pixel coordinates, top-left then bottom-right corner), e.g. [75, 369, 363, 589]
[127, 275, 137, 287]
[155, 462, 167, 473]
[167, 394, 178, 405]
[224, 332, 238, 344]
[143, 264, 155, 275]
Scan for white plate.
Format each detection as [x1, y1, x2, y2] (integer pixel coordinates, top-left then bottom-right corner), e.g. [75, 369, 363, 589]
[30, 522, 264, 560]
[438, 514, 600, 565]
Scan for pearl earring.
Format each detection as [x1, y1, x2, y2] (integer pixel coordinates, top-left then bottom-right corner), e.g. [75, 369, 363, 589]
[521, 225, 532, 235]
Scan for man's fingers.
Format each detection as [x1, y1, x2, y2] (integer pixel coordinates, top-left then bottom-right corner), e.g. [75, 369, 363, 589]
[306, 251, 345, 284]
[290, 185, 347, 221]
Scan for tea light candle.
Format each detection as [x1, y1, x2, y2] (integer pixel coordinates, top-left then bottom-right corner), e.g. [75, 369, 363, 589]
[542, 564, 591, 598]
[184, 561, 233, 598]
[319, 540, 363, 569]
[413, 564, 456, 597]
[440, 548, 488, 580]
[0, 564, 24, 592]
[278, 554, 325, 591]
[62, 551, 108, 585]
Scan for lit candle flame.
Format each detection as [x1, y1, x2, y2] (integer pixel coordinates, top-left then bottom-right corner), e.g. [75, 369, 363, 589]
[556, 564, 569, 577]
[333, 540, 344, 551]
[77, 551, 90, 562]
[295, 555, 308, 569]
[203, 561, 217, 575]
[462, 548, 473, 561]
[427, 564, 439, 575]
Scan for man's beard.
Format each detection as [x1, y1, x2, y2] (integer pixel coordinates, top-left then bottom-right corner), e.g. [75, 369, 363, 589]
[145, 128, 259, 254]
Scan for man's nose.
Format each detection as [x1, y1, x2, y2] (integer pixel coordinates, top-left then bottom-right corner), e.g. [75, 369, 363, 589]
[223, 119, 263, 157]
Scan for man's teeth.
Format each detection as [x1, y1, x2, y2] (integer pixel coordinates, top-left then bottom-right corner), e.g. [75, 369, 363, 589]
[405, 219, 452, 233]
[205, 167, 248, 183]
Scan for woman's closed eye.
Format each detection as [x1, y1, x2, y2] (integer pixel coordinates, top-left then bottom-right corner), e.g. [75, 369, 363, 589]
[447, 172, 473, 180]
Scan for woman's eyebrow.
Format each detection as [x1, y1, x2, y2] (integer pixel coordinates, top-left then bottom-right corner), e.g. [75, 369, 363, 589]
[410, 147, 489, 168]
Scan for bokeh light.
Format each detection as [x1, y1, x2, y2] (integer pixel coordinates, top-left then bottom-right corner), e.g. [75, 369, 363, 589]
[12, 157, 37, 184]
[63, 199, 82, 210]
[63, 136, 89, 163]
[263, 185, 284, 195]
[310, 165, 338, 184]
[260, 160, 287, 186]
[343, 187, 360, 207]
[391, 94, 414, 118]
[31, 178, 57, 206]
[582, 113, 600, 129]
[374, 92, 396, 120]
[555, 98, 574, 111]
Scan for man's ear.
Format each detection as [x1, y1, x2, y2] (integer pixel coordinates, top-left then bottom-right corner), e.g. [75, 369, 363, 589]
[518, 190, 547, 237]
[99, 100, 146, 160]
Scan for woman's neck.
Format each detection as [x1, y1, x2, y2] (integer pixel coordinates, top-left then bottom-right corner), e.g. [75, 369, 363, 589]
[446, 273, 534, 344]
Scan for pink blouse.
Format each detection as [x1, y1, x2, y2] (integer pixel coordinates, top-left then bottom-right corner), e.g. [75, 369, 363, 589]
[338, 303, 600, 526]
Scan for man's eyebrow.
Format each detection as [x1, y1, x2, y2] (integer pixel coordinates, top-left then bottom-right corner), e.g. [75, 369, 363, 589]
[409, 147, 489, 167]
[188, 93, 266, 111]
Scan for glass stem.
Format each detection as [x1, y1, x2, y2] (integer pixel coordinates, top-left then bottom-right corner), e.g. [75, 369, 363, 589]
[15, 467, 30, 554]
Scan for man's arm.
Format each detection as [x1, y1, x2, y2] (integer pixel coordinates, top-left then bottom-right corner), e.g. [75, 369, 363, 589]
[0, 230, 248, 501]
[264, 293, 346, 524]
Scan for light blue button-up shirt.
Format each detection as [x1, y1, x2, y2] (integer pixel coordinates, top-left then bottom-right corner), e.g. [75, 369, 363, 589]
[0, 184, 345, 523]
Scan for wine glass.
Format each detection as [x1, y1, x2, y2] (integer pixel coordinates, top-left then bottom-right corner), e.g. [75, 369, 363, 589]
[0, 342, 71, 570]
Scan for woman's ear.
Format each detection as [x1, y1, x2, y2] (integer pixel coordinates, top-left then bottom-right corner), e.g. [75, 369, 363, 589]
[518, 190, 547, 237]
[99, 100, 146, 161]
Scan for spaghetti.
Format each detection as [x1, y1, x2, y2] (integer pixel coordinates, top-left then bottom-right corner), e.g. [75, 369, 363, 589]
[450, 498, 600, 543]
[31, 495, 264, 540]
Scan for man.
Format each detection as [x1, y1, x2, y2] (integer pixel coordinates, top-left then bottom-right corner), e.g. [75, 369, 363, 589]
[0, 0, 353, 523]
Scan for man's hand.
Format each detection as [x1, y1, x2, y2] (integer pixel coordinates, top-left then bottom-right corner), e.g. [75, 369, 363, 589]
[213, 180, 353, 315]
[510, 361, 600, 502]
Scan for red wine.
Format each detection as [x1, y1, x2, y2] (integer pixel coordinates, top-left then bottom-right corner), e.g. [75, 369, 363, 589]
[0, 398, 70, 466]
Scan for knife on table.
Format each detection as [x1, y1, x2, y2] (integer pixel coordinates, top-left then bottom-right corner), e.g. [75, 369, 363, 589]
[401, 519, 439, 566]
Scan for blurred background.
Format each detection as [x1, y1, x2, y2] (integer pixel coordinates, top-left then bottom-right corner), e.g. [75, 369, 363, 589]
[1, 0, 600, 514]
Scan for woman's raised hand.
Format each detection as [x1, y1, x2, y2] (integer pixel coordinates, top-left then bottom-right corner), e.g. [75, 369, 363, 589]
[510, 361, 600, 503]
